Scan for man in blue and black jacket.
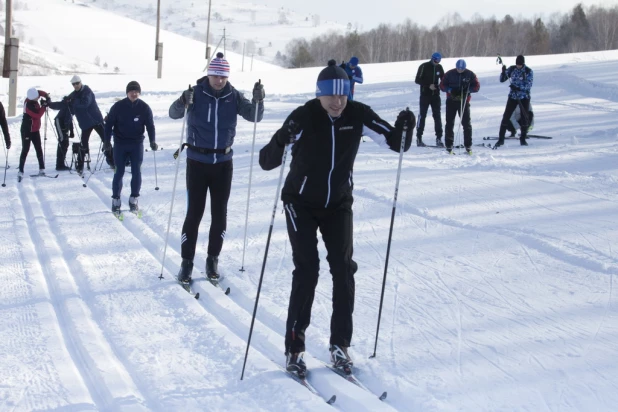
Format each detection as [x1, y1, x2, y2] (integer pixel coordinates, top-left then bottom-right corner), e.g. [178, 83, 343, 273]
[169, 53, 264, 284]
[48, 97, 74, 171]
[496, 55, 534, 147]
[103, 81, 156, 214]
[68, 75, 114, 172]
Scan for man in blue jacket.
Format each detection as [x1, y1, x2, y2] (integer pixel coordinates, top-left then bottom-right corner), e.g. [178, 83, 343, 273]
[169, 53, 264, 284]
[68, 75, 114, 174]
[439, 59, 480, 153]
[48, 97, 74, 171]
[103, 81, 156, 215]
[495, 55, 534, 147]
[341, 56, 363, 100]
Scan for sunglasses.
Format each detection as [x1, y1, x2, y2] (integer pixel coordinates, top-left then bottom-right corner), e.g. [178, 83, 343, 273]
[72, 82, 81, 86]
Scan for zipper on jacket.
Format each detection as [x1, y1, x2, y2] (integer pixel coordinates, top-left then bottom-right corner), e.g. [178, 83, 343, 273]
[348, 170, 352, 187]
[299, 176, 307, 194]
[208, 103, 211, 122]
[213, 99, 219, 163]
[325, 119, 336, 208]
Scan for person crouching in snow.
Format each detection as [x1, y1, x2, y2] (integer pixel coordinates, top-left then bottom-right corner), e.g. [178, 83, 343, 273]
[259, 59, 415, 377]
[18, 88, 50, 181]
[103, 81, 156, 215]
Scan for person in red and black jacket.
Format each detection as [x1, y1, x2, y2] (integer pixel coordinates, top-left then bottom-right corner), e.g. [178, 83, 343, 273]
[18, 87, 50, 180]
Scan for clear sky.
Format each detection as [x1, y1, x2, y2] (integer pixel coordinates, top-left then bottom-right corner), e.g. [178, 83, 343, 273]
[267, 0, 617, 31]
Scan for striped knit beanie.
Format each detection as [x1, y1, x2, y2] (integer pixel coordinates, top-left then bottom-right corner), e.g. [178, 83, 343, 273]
[315, 59, 350, 97]
[208, 52, 230, 77]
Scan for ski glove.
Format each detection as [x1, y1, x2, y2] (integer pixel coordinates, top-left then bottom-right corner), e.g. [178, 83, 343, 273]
[509, 84, 520, 91]
[41, 99, 49, 108]
[396, 109, 415, 125]
[150, 141, 158, 151]
[252, 82, 265, 103]
[276, 120, 300, 146]
[502, 65, 507, 74]
[180, 88, 194, 106]
[102, 140, 112, 153]
[5, 139, 10, 150]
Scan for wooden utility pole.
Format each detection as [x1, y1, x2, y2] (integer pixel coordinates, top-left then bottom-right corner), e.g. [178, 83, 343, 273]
[205, 0, 212, 65]
[155, 0, 163, 78]
[3, 0, 18, 116]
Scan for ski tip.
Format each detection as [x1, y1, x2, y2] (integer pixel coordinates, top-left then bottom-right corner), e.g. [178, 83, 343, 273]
[379, 391, 387, 401]
[326, 395, 336, 405]
[194, 292, 200, 299]
[225, 287, 231, 295]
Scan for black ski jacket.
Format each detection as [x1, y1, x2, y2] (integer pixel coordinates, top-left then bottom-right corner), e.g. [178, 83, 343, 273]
[259, 99, 412, 209]
[415, 60, 444, 97]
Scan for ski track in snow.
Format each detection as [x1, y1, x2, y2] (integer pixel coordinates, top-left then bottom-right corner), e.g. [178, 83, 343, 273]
[3, 52, 618, 411]
[79, 171, 394, 410]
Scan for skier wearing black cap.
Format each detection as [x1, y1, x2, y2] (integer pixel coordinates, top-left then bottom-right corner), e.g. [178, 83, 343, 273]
[259, 59, 415, 377]
[103, 81, 156, 215]
[415, 52, 445, 147]
[495, 55, 533, 147]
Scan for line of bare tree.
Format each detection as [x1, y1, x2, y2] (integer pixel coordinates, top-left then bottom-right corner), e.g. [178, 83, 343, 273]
[279, 3, 618, 68]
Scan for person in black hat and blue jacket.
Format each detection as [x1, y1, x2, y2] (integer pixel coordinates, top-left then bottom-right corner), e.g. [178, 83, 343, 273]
[259, 59, 415, 377]
[341, 56, 363, 100]
[103, 80, 156, 214]
[495, 54, 533, 147]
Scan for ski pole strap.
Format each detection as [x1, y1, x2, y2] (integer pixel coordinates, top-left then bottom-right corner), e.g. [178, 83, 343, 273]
[173, 143, 232, 159]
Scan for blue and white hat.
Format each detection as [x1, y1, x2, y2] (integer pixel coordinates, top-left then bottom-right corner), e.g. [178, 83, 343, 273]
[456, 59, 467, 70]
[208, 52, 230, 77]
[316, 59, 350, 97]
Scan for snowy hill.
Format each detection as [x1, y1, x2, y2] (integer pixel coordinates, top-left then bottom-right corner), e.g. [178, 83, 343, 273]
[1, 49, 618, 411]
[2, 0, 283, 79]
[78, 0, 349, 64]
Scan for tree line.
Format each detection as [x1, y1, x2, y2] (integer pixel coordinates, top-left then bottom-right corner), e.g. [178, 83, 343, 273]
[279, 3, 618, 68]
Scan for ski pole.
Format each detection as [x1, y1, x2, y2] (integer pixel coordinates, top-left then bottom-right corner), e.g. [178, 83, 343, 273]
[370, 108, 410, 359]
[82, 143, 106, 188]
[241, 144, 290, 381]
[153, 148, 159, 191]
[160, 86, 191, 280]
[240, 79, 261, 272]
[43, 108, 49, 165]
[1, 146, 8, 187]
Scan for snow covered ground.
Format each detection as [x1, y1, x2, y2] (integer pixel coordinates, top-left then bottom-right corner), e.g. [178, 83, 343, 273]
[1, 49, 618, 411]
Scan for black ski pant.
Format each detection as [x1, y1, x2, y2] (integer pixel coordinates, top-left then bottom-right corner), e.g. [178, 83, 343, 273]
[445, 98, 472, 148]
[283, 201, 358, 353]
[499, 98, 530, 142]
[19, 131, 45, 173]
[416, 94, 443, 140]
[181, 158, 233, 261]
[77, 123, 113, 170]
[54, 117, 70, 169]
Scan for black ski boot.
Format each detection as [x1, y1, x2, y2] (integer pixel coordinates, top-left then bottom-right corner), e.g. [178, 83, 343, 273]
[416, 137, 426, 147]
[286, 351, 307, 378]
[129, 196, 139, 212]
[436, 137, 444, 147]
[206, 255, 220, 280]
[330, 345, 353, 375]
[112, 197, 121, 213]
[520, 137, 528, 146]
[494, 138, 505, 148]
[178, 259, 193, 283]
